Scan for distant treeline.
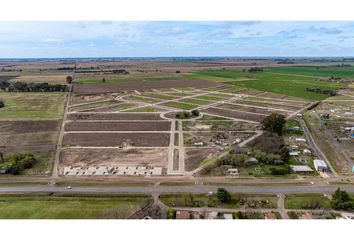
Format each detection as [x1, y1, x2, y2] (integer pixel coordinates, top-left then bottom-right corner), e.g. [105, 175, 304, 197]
[306, 87, 337, 96]
[0, 80, 67, 92]
[1, 68, 22, 72]
[57, 67, 75, 71]
[243, 67, 264, 73]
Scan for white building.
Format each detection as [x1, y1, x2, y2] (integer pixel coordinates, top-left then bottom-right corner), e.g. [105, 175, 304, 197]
[313, 159, 328, 172]
[290, 165, 314, 173]
[295, 138, 306, 143]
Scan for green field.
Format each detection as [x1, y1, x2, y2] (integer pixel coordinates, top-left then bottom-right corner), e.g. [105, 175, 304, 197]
[285, 193, 331, 209]
[127, 95, 162, 103]
[192, 68, 346, 100]
[124, 106, 164, 112]
[0, 92, 65, 119]
[265, 66, 354, 78]
[0, 194, 149, 219]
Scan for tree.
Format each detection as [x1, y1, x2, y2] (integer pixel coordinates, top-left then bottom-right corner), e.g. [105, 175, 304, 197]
[261, 113, 286, 135]
[217, 188, 231, 203]
[279, 146, 290, 162]
[191, 109, 200, 117]
[167, 208, 176, 219]
[331, 188, 354, 210]
[102, 78, 106, 83]
[0, 100, 4, 108]
[66, 76, 73, 84]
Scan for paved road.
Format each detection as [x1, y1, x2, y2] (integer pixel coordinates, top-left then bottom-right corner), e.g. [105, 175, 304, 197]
[277, 193, 289, 219]
[300, 118, 337, 175]
[178, 120, 185, 173]
[167, 120, 176, 174]
[1, 184, 352, 195]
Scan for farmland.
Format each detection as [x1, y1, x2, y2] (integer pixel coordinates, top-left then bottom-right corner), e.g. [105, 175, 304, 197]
[0, 92, 65, 119]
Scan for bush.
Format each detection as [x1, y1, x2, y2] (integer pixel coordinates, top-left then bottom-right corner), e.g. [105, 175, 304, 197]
[0, 153, 36, 175]
[0, 100, 4, 108]
[269, 165, 291, 175]
[217, 188, 231, 203]
[191, 109, 200, 117]
[167, 208, 176, 219]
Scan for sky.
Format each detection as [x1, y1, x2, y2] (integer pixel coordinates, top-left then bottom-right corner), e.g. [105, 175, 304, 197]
[0, 21, 354, 58]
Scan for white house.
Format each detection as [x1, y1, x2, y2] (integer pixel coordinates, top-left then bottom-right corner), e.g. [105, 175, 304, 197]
[289, 151, 300, 156]
[295, 138, 306, 143]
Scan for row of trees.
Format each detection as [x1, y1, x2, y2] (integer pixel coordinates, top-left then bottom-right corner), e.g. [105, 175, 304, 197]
[306, 88, 337, 96]
[0, 153, 36, 175]
[331, 188, 354, 210]
[0, 81, 67, 92]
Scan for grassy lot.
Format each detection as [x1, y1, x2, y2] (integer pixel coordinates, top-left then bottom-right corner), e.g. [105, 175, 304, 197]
[283, 119, 304, 136]
[285, 193, 331, 209]
[127, 95, 162, 103]
[160, 101, 197, 110]
[0, 92, 65, 120]
[21, 151, 55, 175]
[123, 106, 164, 112]
[180, 98, 212, 105]
[160, 193, 277, 209]
[192, 68, 345, 100]
[0, 194, 150, 219]
[70, 101, 117, 111]
[142, 93, 177, 100]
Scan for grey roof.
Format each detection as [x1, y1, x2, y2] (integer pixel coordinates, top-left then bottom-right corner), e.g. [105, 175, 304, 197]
[290, 165, 313, 172]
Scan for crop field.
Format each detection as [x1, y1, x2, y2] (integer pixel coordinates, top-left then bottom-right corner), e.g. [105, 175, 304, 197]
[0, 92, 65, 119]
[0, 194, 149, 219]
[192, 67, 347, 100]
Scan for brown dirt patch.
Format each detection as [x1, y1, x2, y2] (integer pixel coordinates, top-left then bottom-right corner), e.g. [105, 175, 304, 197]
[63, 133, 170, 147]
[65, 121, 170, 131]
[67, 113, 164, 121]
[60, 148, 168, 171]
[0, 120, 59, 152]
[185, 148, 215, 171]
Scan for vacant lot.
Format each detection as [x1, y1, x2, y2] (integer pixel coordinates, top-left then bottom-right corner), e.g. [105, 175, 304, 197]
[0, 194, 149, 219]
[73, 79, 220, 94]
[65, 121, 171, 131]
[0, 120, 59, 152]
[285, 193, 331, 209]
[0, 92, 65, 119]
[204, 107, 266, 122]
[60, 148, 168, 169]
[185, 148, 216, 171]
[63, 133, 170, 147]
[67, 113, 164, 121]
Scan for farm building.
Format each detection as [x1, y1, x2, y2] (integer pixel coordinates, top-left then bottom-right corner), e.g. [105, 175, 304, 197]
[303, 149, 311, 155]
[290, 165, 314, 174]
[313, 159, 328, 172]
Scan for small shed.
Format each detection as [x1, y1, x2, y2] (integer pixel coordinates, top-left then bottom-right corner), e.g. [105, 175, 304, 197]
[245, 157, 258, 165]
[289, 151, 300, 156]
[227, 168, 239, 176]
[295, 138, 306, 143]
[313, 159, 328, 172]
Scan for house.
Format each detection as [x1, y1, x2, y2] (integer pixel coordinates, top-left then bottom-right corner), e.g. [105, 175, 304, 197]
[290, 165, 314, 174]
[245, 157, 258, 165]
[176, 210, 190, 219]
[289, 151, 300, 156]
[265, 212, 277, 220]
[227, 168, 239, 176]
[207, 211, 218, 219]
[290, 145, 299, 150]
[303, 149, 311, 155]
[301, 212, 314, 219]
[223, 213, 233, 220]
[313, 159, 328, 172]
[289, 126, 300, 131]
[295, 138, 306, 143]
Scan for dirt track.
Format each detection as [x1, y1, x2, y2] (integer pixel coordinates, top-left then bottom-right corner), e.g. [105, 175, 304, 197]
[63, 133, 170, 147]
[67, 113, 164, 121]
[73, 79, 221, 94]
[65, 121, 171, 131]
